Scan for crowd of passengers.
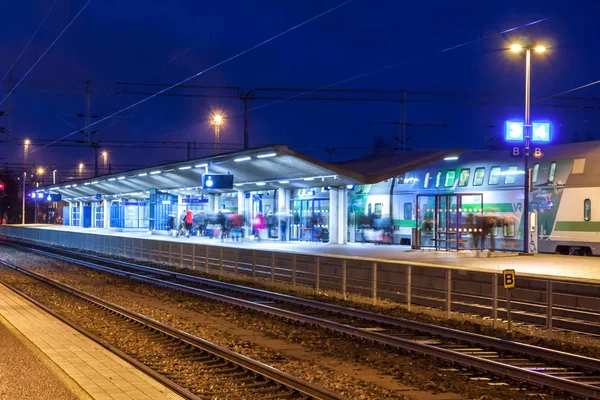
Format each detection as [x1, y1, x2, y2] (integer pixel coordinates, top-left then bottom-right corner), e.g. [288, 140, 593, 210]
[167, 210, 267, 242]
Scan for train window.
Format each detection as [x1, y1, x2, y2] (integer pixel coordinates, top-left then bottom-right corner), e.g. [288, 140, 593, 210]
[504, 166, 519, 184]
[532, 163, 540, 183]
[503, 217, 515, 237]
[435, 171, 442, 188]
[473, 167, 485, 186]
[444, 170, 456, 187]
[374, 203, 382, 217]
[584, 199, 591, 222]
[404, 203, 413, 220]
[458, 168, 470, 187]
[548, 162, 557, 183]
[424, 172, 430, 188]
[488, 167, 501, 185]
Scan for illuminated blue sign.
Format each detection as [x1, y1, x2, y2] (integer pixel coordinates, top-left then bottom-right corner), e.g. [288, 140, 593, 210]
[504, 120, 552, 143]
[505, 121, 524, 142]
[531, 122, 551, 143]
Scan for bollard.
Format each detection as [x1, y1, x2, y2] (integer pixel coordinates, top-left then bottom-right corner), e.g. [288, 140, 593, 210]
[219, 248, 223, 276]
[271, 253, 275, 283]
[372, 262, 378, 306]
[547, 280, 553, 331]
[492, 274, 498, 329]
[292, 254, 297, 285]
[406, 265, 412, 311]
[191, 245, 195, 270]
[342, 259, 347, 299]
[315, 257, 320, 293]
[446, 269, 452, 318]
[235, 248, 239, 275]
[205, 246, 209, 273]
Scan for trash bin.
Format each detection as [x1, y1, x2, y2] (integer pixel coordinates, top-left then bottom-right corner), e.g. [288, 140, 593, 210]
[411, 228, 421, 249]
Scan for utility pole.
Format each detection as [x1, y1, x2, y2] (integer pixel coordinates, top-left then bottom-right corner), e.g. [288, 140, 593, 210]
[85, 80, 91, 141]
[240, 90, 253, 149]
[22, 171, 26, 224]
[7, 71, 13, 136]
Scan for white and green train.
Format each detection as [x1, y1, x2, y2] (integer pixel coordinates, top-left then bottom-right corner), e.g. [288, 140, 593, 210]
[349, 142, 599, 255]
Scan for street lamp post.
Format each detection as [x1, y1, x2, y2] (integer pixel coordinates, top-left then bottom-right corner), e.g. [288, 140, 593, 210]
[511, 43, 546, 253]
[102, 151, 108, 172]
[52, 170, 57, 185]
[211, 113, 224, 152]
[78, 163, 84, 178]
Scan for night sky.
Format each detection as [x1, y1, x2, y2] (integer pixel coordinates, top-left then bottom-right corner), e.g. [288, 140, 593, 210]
[2, 0, 600, 179]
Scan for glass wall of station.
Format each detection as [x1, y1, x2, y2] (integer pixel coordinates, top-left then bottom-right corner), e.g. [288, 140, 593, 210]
[289, 188, 330, 242]
[110, 201, 149, 229]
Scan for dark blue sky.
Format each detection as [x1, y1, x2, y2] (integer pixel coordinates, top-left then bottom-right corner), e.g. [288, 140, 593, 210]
[2, 0, 600, 178]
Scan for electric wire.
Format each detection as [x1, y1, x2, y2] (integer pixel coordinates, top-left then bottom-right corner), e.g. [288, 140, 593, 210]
[29, 0, 353, 155]
[243, 17, 550, 115]
[0, 0, 92, 107]
[0, 0, 58, 84]
[541, 79, 600, 100]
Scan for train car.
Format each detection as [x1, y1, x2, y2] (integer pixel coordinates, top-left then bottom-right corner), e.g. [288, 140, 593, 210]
[349, 141, 600, 255]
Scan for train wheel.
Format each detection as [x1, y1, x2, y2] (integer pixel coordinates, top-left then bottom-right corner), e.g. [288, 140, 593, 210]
[568, 247, 582, 256]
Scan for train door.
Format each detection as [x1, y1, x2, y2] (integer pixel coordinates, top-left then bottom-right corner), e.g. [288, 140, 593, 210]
[416, 193, 483, 251]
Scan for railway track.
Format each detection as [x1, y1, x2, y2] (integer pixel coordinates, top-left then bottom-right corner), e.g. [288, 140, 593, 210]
[0, 258, 346, 400]
[13, 244, 600, 399]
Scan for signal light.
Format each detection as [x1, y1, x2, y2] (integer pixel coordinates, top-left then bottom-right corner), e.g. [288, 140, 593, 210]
[0, 182, 4, 197]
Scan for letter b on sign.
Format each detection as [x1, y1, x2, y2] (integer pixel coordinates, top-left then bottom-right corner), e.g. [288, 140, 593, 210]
[511, 147, 521, 157]
[503, 269, 516, 289]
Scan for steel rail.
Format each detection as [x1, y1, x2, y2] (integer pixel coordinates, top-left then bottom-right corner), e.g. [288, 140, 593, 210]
[0, 259, 346, 400]
[32, 246, 600, 370]
[0, 264, 200, 400]
[22, 247, 600, 399]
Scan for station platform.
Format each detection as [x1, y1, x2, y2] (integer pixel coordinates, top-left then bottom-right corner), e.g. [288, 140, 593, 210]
[0, 282, 185, 400]
[5, 224, 600, 283]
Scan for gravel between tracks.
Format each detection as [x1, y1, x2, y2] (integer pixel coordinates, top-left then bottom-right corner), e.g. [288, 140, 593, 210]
[0, 247, 577, 400]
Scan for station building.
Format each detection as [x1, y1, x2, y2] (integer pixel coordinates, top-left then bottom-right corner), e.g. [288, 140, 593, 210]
[35, 145, 454, 245]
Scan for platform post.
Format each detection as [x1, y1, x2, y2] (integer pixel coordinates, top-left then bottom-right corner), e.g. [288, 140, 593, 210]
[492, 274, 498, 329]
[292, 254, 297, 285]
[191, 245, 195, 270]
[205, 246, 209, 273]
[372, 262, 378, 306]
[158, 242, 162, 263]
[446, 269, 452, 318]
[507, 289, 513, 334]
[547, 280, 553, 331]
[234, 248, 239, 274]
[271, 253, 275, 283]
[169, 242, 172, 265]
[219, 248, 223, 276]
[406, 265, 412, 311]
[342, 259, 347, 299]
[315, 257, 320, 293]
[252, 250, 256, 278]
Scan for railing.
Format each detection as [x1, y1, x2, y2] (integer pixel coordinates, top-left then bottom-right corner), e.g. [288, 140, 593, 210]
[2, 225, 600, 334]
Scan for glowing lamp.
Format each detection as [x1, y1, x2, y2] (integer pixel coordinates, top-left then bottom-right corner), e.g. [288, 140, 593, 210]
[510, 44, 522, 52]
[504, 121, 524, 141]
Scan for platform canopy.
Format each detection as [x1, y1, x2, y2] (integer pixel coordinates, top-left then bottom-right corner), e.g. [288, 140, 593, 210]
[41, 145, 461, 201]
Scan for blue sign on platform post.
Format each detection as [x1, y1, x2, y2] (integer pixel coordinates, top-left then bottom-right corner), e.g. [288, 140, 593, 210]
[504, 121, 524, 142]
[531, 122, 551, 143]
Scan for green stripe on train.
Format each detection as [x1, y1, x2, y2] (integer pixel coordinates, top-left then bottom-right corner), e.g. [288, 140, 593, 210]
[393, 220, 417, 228]
[459, 203, 516, 213]
[554, 221, 600, 232]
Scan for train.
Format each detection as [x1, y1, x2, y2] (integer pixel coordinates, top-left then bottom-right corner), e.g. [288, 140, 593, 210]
[349, 141, 600, 255]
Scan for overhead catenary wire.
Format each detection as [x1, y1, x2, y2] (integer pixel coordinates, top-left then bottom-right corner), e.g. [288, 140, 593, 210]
[241, 17, 550, 116]
[540, 78, 600, 100]
[0, 0, 58, 84]
[0, 0, 92, 108]
[28, 0, 353, 156]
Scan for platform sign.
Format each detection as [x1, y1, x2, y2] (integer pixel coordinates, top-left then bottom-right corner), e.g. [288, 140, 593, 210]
[505, 121, 524, 142]
[503, 269, 516, 289]
[531, 122, 551, 143]
[202, 174, 234, 190]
